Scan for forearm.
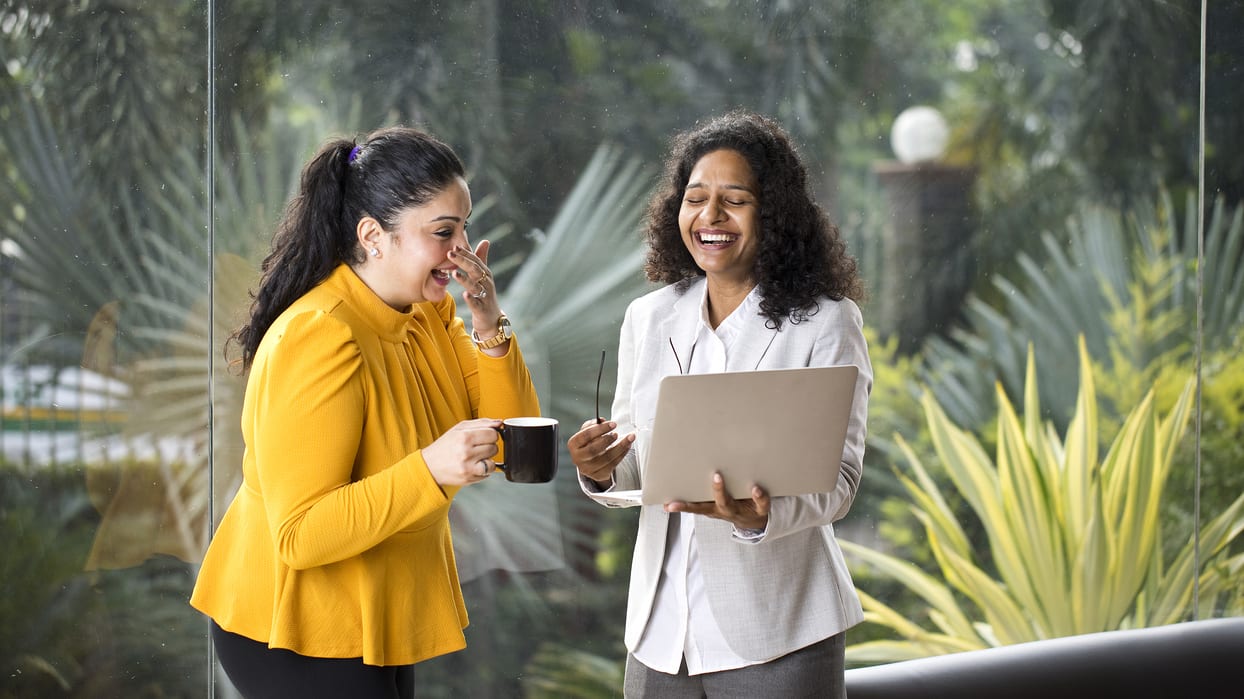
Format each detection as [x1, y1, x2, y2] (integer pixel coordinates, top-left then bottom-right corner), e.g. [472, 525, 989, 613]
[474, 336, 541, 418]
[272, 451, 449, 569]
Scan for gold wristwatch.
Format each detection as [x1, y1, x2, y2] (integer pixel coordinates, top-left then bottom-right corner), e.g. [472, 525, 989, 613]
[471, 313, 513, 350]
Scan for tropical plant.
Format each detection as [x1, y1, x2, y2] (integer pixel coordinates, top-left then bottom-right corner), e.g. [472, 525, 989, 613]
[0, 463, 100, 697]
[921, 193, 1244, 431]
[842, 339, 1244, 664]
[910, 192, 1244, 560]
[0, 462, 208, 698]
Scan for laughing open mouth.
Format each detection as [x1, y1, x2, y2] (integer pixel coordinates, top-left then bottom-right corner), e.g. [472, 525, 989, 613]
[697, 231, 738, 245]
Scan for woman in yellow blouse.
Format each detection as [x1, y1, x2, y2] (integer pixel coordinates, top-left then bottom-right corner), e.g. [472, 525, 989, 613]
[190, 126, 541, 699]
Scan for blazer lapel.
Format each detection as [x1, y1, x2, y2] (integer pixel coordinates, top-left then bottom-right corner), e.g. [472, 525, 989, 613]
[659, 281, 704, 375]
[660, 279, 781, 373]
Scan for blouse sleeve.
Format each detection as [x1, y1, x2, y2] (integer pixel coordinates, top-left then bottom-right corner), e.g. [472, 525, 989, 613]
[251, 311, 449, 570]
[431, 294, 542, 422]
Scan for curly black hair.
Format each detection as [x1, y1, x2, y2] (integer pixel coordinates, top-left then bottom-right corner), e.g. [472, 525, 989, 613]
[643, 110, 863, 329]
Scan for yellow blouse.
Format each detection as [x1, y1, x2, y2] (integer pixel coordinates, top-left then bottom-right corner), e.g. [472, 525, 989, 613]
[190, 264, 541, 666]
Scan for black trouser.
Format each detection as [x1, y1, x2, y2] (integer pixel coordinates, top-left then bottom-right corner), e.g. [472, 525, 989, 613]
[211, 622, 415, 699]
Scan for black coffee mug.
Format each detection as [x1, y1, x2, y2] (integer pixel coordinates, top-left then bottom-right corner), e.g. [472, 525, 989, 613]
[495, 417, 559, 484]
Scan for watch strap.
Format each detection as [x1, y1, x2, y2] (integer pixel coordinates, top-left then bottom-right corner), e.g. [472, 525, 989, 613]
[472, 314, 511, 349]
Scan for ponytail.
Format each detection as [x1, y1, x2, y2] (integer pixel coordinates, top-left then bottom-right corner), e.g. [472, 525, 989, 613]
[226, 126, 466, 371]
[228, 138, 356, 370]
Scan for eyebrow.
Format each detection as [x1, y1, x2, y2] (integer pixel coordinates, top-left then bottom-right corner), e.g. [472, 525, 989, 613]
[685, 181, 755, 194]
[427, 211, 471, 224]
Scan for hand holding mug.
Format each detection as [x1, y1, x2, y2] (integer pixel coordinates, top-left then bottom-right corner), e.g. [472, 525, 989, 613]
[422, 418, 502, 487]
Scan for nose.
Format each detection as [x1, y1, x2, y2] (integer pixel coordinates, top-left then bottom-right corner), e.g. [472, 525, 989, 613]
[700, 197, 725, 224]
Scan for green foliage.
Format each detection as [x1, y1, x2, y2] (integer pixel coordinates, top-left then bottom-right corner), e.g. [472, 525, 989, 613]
[1167, 339, 1244, 545]
[0, 463, 206, 698]
[862, 327, 927, 474]
[922, 194, 1244, 431]
[521, 643, 626, 699]
[0, 0, 208, 191]
[0, 464, 97, 696]
[842, 340, 1244, 664]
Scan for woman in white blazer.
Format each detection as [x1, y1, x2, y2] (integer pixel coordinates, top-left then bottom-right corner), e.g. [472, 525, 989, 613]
[568, 110, 872, 698]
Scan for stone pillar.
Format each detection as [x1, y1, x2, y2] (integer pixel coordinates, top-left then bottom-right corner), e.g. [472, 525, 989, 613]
[872, 161, 976, 354]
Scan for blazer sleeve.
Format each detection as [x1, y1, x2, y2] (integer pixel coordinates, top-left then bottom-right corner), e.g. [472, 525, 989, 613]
[760, 299, 872, 543]
[579, 299, 645, 504]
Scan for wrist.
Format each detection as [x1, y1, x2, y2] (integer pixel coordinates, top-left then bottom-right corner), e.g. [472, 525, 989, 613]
[472, 313, 512, 349]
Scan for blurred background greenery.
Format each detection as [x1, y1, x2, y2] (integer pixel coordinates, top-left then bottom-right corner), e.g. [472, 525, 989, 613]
[1, 0, 1241, 696]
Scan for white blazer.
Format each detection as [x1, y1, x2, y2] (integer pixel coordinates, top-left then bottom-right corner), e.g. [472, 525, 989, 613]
[581, 278, 872, 661]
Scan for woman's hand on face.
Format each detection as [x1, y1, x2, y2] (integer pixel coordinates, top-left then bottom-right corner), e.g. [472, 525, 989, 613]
[422, 419, 502, 487]
[568, 419, 635, 487]
[450, 241, 500, 322]
[665, 472, 770, 531]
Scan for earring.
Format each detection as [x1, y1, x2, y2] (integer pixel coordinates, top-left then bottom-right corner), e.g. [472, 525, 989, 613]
[369, 248, 380, 258]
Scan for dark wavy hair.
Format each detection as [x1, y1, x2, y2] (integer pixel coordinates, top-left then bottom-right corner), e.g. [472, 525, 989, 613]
[643, 110, 863, 329]
[228, 126, 466, 370]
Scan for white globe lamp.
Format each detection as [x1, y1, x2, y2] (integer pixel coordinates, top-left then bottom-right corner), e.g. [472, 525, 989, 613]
[891, 106, 950, 165]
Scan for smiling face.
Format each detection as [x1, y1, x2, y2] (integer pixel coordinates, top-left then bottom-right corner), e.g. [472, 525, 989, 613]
[678, 148, 761, 288]
[357, 176, 472, 309]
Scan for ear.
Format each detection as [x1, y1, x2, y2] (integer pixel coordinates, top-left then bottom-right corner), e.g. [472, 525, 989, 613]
[356, 216, 384, 254]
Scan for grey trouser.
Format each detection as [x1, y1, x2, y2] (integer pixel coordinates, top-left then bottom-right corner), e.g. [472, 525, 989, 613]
[623, 632, 846, 699]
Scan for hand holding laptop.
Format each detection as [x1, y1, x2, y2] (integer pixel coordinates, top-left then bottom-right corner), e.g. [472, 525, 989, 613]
[664, 471, 771, 530]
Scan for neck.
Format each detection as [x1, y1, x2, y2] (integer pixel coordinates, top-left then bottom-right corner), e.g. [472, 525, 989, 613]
[704, 276, 755, 329]
[350, 262, 412, 312]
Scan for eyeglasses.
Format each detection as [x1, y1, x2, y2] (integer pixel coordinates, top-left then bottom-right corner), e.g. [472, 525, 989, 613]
[669, 338, 695, 375]
[595, 349, 606, 424]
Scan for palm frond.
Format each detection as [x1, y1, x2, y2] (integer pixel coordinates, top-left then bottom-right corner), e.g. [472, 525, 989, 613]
[449, 143, 655, 582]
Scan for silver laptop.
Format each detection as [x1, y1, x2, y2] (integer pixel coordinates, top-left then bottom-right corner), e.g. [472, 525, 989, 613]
[599, 365, 858, 506]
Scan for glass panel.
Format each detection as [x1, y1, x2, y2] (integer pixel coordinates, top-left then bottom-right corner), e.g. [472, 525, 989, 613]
[1, 1, 212, 697]
[1198, 0, 1244, 620]
[2, 1, 1237, 697]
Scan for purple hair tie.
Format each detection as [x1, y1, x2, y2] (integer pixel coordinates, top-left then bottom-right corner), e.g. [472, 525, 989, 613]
[348, 145, 361, 163]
